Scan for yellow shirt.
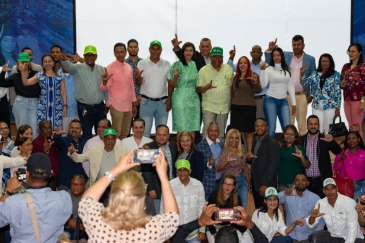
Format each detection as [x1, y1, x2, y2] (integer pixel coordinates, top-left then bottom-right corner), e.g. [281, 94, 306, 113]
[197, 64, 233, 114]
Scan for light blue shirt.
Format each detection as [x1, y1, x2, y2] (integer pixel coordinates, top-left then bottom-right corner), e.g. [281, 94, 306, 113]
[63, 73, 78, 117]
[227, 59, 268, 96]
[278, 189, 325, 241]
[209, 142, 222, 180]
[0, 188, 72, 243]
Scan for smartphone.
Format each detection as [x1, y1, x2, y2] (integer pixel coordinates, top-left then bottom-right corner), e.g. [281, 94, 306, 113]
[134, 149, 160, 163]
[215, 208, 240, 221]
[16, 167, 27, 182]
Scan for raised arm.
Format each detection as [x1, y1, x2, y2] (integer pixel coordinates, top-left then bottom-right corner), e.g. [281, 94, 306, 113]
[18, 62, 39, 86]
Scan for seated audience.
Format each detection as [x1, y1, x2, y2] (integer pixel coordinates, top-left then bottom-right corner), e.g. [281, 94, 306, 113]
[10, 125, 33, 157]
[176, 132, 204, 182]
[307, 178, 364, 243]
[78, 149, 179, 242]
[252, 187, 304, 243]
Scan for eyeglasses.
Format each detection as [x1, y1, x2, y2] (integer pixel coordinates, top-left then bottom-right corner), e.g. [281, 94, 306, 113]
[0, 127, 9, 131]
[223, 182, 234, 187]
[71, 183, 84, 187]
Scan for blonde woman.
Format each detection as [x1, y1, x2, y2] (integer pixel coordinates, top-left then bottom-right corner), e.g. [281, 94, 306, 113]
[78, 149, 179, 242]
[216, 128, 251, 209]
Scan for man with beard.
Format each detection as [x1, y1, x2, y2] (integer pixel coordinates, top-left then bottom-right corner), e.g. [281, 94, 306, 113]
[307, 178, 364, 243]
[300, 115, 341, 198]
[278, 173, 325, 243]
[249, 118, 280, 208]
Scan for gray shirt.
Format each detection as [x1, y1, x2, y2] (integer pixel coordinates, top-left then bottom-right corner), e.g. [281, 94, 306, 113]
[96, 150, 116, 181]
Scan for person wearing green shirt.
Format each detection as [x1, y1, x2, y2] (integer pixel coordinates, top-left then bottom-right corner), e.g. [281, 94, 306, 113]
[278, 125, 310, 191]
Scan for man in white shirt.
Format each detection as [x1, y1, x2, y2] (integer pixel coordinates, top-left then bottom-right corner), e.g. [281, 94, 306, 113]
[160, 159, 205, 243]
[135, 40, 171, 137]
[82, 118, 123, 176]
[121, 118, 152, 151]
[306, 178, 363, 243]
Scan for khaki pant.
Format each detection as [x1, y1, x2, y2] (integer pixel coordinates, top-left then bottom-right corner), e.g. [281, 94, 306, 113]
[202, 110, 228, 142]
[110, 105, 132, 140]
[287, 94, 308, 136]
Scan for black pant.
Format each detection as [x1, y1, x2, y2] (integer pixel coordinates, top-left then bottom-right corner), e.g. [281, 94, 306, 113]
[0, 97, 10, 129]
[77, 101, 106, 139]
[307, 177, 325, 198]
[309, 230, 363, 243]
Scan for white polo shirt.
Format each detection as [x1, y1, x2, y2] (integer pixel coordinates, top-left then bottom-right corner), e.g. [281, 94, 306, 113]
[137, 56, 170, 98]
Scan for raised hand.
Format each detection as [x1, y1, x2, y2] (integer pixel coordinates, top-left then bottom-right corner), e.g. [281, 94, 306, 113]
[73, 52, 82, 62]
[292, 146, 303, 158]
[197, 202, 221, 226]
[54, 126, 66, 136]
[320, 129, 333, 142]
[268, 38, 278, 51]
[310, 203, 325, 218]
[300, 63, 308, 77]
[61, 51, 68, 61]
[284, 184, 297, 196]
[17, 62, 27, 72]
[209, 155, 216, 166]
[231, 206, 254, 229]
[102, 68, 113, 84]
[171, 34, 182, 49]
[293, 215, 305, 227]
[229, 45, 236, 60]
[260, 58, 268, 70]
[134, 67, 144, 79]
[1, 61, 10, 72]
[68, 143, 78, 154]
[43, 137, 54, 153]
[205, 80, 217, 92]
[246, 150, 257, 159]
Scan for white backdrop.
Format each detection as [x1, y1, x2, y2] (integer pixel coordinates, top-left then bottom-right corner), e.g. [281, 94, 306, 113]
[76, 0, 351, 134]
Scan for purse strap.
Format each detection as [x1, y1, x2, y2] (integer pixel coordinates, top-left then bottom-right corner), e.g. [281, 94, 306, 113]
[332, 115, 342, 124]
[24, 192, 41, 243]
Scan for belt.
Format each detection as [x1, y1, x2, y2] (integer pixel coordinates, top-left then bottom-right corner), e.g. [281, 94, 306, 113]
[307, 176, 321, 180]
[254, 95, 266, 99]
[141, 95, 168, 101]
[77, 101, 104, 107]
[287, 91, 307, 96]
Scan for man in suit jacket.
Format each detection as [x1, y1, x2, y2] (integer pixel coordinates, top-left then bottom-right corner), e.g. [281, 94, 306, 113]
[68, 128, 128, 188]
[249, 118, 280, 208]
[142, 124, 178, 214]
[195, 122, 224, 200]
[265, 35, 316, 135]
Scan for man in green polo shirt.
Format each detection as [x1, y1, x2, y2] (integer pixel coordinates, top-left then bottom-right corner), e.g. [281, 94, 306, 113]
[197, 46, 233, 141]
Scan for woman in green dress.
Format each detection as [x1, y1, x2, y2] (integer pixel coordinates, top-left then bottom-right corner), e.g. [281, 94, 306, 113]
[278, 124, 310, 191]
[168, 42, 201, 136]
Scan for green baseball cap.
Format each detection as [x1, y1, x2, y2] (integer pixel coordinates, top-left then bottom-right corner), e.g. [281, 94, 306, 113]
[103, 128, 117, 137]
[84, 45, 97, 55]
[323, 178, 337, 188]
[18, 52, 30, 62]
[150, 40, 162, 48]
[176, 159, 190, 170]
[210, 46, 223, 57]
[264, 187, 278, 199]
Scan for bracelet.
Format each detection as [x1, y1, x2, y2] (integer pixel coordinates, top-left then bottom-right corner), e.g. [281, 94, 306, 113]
[63, 104, 68, 107]
[6, 190, 13, 196]
[104, 171, 115, 181]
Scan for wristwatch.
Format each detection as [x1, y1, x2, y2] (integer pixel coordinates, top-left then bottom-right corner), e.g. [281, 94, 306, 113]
[5, 190, 13, 196]
[104, 171, 115, 181]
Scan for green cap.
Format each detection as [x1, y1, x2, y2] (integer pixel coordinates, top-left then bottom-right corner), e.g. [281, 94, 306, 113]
[150, 40, 162, 48]
[18, 52, 30, 62]
[176, 159, 190, 170]
[84, 45, 97, 55]
[210, 46, 223, 57]
[323, 178, 337, 188]
[103, 128, 117, 137]
[264, 187, 278, 199]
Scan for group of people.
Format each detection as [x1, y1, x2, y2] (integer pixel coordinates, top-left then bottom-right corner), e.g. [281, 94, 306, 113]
[0, 33, 364, 243]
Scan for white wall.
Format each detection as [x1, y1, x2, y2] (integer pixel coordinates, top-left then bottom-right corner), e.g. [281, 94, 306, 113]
[76, 0, 351, 133]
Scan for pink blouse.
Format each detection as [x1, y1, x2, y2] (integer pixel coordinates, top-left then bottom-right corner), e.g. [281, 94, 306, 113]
[217, 148, 250, 177]
[333, 148, 365, 181]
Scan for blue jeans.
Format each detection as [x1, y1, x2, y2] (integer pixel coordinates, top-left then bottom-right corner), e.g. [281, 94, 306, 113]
[12, 96, 39, 138]
[264, 95, 291, 138]
[77, 101, 106, 139]
[354, 179, 365, 200]
[139, 97, 168, 137]
[271, 235, 293, 243]
[236, 174, 248, 209]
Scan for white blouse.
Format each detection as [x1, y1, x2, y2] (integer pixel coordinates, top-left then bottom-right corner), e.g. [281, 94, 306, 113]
[251, 209, 287, 241]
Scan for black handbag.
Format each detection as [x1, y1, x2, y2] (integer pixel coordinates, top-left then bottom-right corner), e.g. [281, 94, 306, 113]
[329, 116, 348, 137]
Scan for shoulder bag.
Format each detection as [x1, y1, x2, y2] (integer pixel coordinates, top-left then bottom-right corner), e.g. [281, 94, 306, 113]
[329, 116, 348, 137]
[332, 155, 355, 198]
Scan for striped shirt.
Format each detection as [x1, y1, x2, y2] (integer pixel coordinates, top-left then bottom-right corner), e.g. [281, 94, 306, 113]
[305, 134, 320, 177]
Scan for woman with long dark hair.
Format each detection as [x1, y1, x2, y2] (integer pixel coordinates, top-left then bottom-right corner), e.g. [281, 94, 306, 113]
[278, 125, 310, 191]
[230, 56, 262, 157]
[19, 54, 67, 128]
[300, 53, 341, 133]
[252, 187, 304, 243]
[206, 174, 247, 242]
[340, 43, 365, 137]
[168, 42, 200, 136]
[333, 131, 365, 200]
[260, 47, 295, 138]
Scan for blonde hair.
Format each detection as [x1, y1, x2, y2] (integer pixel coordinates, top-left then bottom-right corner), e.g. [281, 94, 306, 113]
[224, 128, 243, 157]
[101, 171, 151, 230]
[177, 131, 195, 154]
